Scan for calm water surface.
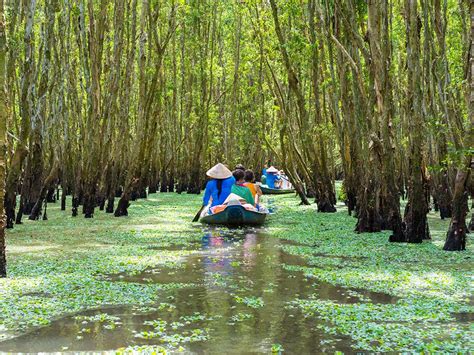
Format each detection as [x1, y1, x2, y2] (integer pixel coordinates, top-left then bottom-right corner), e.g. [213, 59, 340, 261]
[0, 228, 396, 354]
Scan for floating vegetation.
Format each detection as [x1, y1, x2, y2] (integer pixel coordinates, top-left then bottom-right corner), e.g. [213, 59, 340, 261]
[229, 312, 253, 324]
[0, 194, 472, 353]
[234, 296, 265, 309]
[74, 313, 122, 330]
[136, 317, 210, 346]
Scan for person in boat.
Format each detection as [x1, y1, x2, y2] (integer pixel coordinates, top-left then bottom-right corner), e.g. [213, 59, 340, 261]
[231, 169, 255, 206]
[235, 164, 246, 172]
[244, 169, 263, 206]
[265, 166, 281, 189]
[202, 163, 235, 211]
[261, 164, 268, 185]
[279, 170, 292, 189]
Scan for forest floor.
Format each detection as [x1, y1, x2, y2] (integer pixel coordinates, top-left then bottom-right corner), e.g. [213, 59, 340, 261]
[0, 193, 473, 353]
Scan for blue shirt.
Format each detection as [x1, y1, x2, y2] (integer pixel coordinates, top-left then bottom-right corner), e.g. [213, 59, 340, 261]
[262, 168, 267, 176]
[266, 173, 280, 189]
[203, 176, 236, 207]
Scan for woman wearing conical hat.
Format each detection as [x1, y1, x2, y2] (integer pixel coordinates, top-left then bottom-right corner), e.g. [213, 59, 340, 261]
[265, 166, 281, 189]
[202, 163, 235, 210]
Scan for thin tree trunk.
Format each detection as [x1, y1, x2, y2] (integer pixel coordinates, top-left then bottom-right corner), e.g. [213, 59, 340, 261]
[443, 0, 473, 250]
[269, 0, 334, 210]
[29, 158, 59, 220]
[443, 167, 471, 250]
[5, 0, 36, 227]
[0, 0, 7, 277]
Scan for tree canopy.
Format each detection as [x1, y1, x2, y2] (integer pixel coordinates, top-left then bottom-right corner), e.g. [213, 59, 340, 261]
[0, 0, 472, 278]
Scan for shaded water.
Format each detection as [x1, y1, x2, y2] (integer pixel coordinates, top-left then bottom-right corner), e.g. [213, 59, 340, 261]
[0, 229, 397, 353]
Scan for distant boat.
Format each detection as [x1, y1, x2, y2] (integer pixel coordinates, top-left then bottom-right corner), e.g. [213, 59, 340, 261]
[260, 185, 295, 195]
[200, 205, 267, 226]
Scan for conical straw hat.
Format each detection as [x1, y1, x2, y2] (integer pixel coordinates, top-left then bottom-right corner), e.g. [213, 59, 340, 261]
[223, 193, 246, 205]
[266, 166, 278, 173]
[206, 163, 233, 179]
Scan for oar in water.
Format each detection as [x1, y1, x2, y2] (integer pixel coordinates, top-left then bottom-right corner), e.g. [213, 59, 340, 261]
[192, 206, 205, 222]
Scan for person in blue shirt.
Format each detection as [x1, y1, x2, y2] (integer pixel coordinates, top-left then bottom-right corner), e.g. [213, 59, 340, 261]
[265, 166, 281, 189]
[261, 164, 267, 185]
[261, 160, 272, 184]
[202, 163, 235, 208]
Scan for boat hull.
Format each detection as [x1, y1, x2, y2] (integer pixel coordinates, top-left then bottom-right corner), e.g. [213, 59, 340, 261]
[200, 205, 267, 226]
[260, 185, 295, 195]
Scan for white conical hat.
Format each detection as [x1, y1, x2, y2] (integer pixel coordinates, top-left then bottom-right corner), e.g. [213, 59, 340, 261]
[266, 166, 278, 173]
[223, 193, 246, 205]
[206, 163, 232, 179]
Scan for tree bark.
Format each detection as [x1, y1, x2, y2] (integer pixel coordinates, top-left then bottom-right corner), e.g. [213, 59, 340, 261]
[29, 158, 59, 220]
[308, 0, 336, 213]
[5, 0, 36, 228]
[367, 0, 404, 241]
[443, 168, 471, 250]
[269, 0, 334, 210]
[443, 0, 473, 250]
[403, 0, 430, 243]
[0, 0, 7, 277]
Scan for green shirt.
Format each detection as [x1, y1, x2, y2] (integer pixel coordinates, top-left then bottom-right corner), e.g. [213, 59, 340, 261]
[231, 184, 255, 205]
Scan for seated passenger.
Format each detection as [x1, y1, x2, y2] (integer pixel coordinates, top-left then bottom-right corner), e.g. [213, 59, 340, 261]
[202, 163, 235, 209]
[243, 169, 263, 205]
[261, 164, 268, 185]
[235, 164, 246, 172]
[231, 169, 255, 206]
[279, 170, 292, 189]
[265, 166, 280, 189]
[263, 159, 272, 176]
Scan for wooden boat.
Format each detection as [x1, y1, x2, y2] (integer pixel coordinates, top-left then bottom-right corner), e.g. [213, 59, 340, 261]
[260, 185, 295, 195]
[200, 205, 267, 226]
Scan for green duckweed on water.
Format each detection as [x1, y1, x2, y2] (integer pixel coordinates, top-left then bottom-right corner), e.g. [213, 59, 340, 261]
[270, 196, 473, 352]
[0, 192, 473, 353]
[1, 194, 203, 335]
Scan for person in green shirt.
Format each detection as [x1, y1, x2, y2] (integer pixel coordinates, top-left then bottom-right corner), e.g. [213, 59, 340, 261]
[231, 169, 255, 206]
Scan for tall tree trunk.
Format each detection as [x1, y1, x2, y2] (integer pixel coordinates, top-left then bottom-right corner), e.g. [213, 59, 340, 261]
[18, 128, 42, 217]
[443, 1, 474, 251]
[81, 0, 109, 218]
[115, 0, 176, 215]
[0, 0, 7, 277]
[403, 0, 430, 243]
[5, 0, 36, 227]
[443, 167, 471, 250]
[29, 158, 59, 220]
[4, 146, 27, 227]
[367, 0, 404, 241]
[328, 1, 379, 231]
[308, 0, 336, 213]
[17, 0, 56, 222]
[269, 0, 334, 210]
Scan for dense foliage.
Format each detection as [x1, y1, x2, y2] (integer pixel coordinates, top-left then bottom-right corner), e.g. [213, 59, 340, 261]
[0, 1, 472, 267]
[0, 1, 472, 352]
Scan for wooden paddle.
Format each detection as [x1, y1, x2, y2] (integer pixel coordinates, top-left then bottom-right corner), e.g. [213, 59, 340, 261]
[192, 206, 205, 222]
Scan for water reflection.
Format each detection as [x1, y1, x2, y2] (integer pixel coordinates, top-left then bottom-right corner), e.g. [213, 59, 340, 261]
[0, 229, 375, 354]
